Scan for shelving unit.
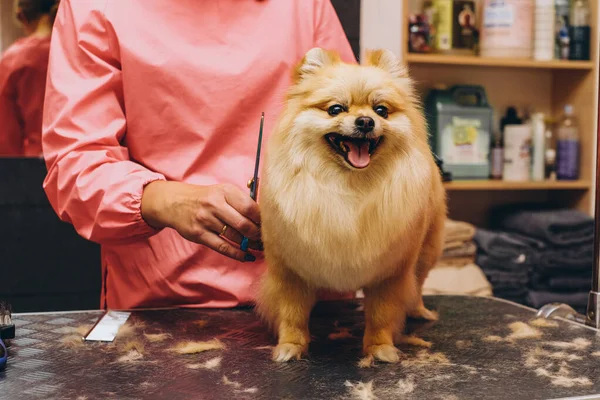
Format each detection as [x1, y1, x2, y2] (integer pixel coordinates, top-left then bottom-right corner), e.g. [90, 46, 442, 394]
[443, 180, 591, 191]
[404, 1, 599, 227]
[407, 53, 595, 70]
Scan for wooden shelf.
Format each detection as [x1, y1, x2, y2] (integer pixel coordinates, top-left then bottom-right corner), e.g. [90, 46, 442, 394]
[443, 180, 591, 191]
[407, 53, 594, 70]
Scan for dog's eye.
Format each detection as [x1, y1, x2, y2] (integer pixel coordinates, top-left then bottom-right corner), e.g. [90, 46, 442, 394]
[328, 104, 345, 116]
[374, 105, 388, 119]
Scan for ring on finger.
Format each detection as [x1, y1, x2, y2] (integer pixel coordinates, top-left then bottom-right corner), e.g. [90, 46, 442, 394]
[219, 225, 228, 237]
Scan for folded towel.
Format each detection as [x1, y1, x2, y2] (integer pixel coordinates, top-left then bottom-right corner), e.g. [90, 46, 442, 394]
[530, 273, 591, 291]
[482, 268, 529, 288]
[442, 242, 477, 259]
[476, 253, 534, 273]
[444, 219, 476, 250]
[496, 208, 594, 247]
[536, 243, 594, 272]
[423, 263, 492, 297]
[493, 286, 528, 304]
[494, 289, 528, 302]
[436, 256, 475, 268]
[527, 290, 589, 311]
[474, 229, 545, 262]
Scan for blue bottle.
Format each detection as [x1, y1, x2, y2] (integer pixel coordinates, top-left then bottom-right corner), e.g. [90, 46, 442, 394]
[556, 105, 580, 180]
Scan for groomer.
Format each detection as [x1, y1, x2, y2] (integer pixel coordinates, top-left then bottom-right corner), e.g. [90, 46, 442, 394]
[42, 1, 356, 309]
[0, 0, 59, 157]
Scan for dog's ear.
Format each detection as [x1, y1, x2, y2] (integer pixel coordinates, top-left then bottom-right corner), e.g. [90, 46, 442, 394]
[364, 49, 408, 80]
[293, 48, 340, 83]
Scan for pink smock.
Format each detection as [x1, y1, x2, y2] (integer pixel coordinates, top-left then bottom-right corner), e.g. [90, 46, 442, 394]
[0, 35, 50, 157]
[42, 0, 356, 310]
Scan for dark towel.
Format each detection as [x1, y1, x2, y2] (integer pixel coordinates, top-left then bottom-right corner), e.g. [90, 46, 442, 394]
[476, 253, 534, 273]
[496, 208, 594, 247]
[474, 229, 544, 263]
[494, 286, 528, 297]
[537, 243, 594, 272]
[494, 286, 528, 304]
[483, 268, 528, 284]
[527, 290, 589, 311]
[530, 273, 591, 291]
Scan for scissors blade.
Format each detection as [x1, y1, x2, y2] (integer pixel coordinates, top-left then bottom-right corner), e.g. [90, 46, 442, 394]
[241, 112, 264, 252]
[249, 112, 264, 200]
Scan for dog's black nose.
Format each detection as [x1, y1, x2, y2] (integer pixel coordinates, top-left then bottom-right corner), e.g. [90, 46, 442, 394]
[355, 116, 375, 133]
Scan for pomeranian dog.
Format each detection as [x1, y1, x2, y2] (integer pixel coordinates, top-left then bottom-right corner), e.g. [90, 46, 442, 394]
[256, 48, 446, 364]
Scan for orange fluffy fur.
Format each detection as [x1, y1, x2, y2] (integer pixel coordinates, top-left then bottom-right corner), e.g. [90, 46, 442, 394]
[257, 48, 446, 364]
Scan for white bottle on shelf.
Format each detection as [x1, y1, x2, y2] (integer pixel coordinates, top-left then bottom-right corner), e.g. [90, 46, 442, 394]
[503, 124, 532, 181]
[533, 0, 555, 60]
[531, 113, 546, 181]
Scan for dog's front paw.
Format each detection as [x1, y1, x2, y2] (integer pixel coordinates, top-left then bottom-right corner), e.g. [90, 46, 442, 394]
[408, 305, 439, 321]
[364, 344, 401, 363]
[272, 343, 305, 362]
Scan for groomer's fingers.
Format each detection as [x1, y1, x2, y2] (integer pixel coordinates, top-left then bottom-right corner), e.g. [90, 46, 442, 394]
[197, 211, 262, 251]
[194, 230, 253, 262]
[222, 228, 263, 251]
[222, 184, 261, 226]
[215, 203, 261, 241]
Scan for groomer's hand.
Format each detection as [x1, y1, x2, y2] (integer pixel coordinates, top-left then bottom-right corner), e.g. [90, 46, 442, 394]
[141, 181, 261, 262]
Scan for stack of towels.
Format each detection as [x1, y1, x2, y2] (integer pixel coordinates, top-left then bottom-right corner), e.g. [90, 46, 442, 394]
[423, 219, 492, 297]
[500, 208, 594, 313]
[473, 228, 542, 304]
[474, 208, 594, 312]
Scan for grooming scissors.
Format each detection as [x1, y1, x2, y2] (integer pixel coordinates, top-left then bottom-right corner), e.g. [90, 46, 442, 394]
[240, 112, 264, 252]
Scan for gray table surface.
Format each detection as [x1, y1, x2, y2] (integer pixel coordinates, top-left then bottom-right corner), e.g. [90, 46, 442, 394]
[1, 295, 599, 400]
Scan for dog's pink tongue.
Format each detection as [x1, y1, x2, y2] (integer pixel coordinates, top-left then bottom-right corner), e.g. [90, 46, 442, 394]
[346, 140, 371, 168]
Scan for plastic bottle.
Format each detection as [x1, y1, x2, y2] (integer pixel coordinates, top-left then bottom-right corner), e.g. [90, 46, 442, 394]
[500, 107, 522, 133]
[480, 0, 534, 58]
[544, 120, 557, 180]
[490, 132, 503, 179]
[530, 113, 546, 181]
[556, 105, 580, 180]
[533, 0, 555, 61]
[568, 0, 591, 60]
[500, 107, 528, 181]
[555, 0, 570, 60]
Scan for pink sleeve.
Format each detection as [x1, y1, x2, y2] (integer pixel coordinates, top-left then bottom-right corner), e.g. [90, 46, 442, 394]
[42, 0, 166, 245]
[314, 0, 357, 64]
[0, 56, 25, 156]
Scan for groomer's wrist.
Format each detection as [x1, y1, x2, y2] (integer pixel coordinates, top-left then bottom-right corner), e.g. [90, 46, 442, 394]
[141, 180, 172, 230]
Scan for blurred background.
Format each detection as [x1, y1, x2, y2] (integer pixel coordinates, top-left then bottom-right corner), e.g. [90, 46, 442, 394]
[0, 0, 598, 314]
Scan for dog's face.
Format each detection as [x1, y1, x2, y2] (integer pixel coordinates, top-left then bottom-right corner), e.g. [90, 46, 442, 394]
[282, 48, 420, 172]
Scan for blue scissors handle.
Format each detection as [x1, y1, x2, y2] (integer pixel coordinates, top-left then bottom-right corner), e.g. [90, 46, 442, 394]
[240, 177, 259, 252]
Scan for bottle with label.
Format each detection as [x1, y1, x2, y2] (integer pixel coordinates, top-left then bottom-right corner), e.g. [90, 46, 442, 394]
[544, 122, 557, 180]
[480, 0, 534, 58]
[555, 0, 570, 59]
[490, 132, 503, 179]
[534, 0, 555, 61]
[556, 105, 580, 180]
[500, 107, 524, 181]
[434, 0, 453, 51]
[568, 0, 591, 60]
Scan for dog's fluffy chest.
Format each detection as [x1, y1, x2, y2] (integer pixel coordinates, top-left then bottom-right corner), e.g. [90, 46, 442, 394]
[265, 162, 430, 291]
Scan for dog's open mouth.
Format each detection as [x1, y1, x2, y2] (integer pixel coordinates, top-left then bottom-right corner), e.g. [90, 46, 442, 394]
[325, 133, 382, 169]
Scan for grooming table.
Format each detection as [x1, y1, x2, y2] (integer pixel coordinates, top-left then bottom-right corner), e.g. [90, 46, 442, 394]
[1, 295, 599, 400]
